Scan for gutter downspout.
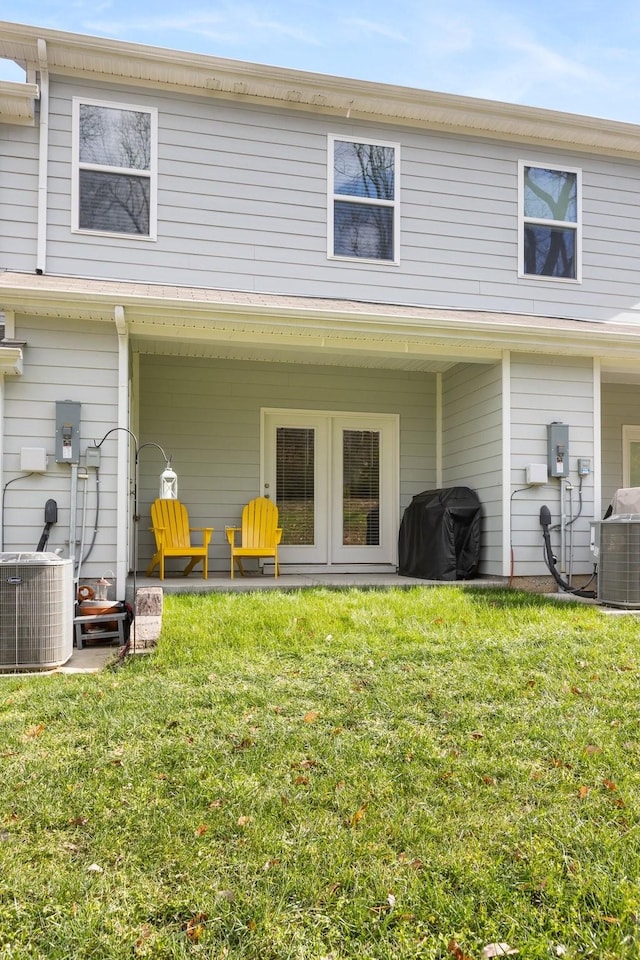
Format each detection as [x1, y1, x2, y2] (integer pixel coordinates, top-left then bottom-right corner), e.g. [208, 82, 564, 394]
[36, 39, 49, 275]
[501, 350, 511, 578]
[114, 306, 130, 598]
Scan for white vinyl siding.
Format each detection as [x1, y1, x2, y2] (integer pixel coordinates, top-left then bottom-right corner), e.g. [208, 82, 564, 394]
[442, 362, 503, 575]
[1, 317, 120, 569]
[23, 79, 639, 322]
[601, 382, 640, 514]
[510, 354, 594, 576]
[71, 97, 157, 239]
[0, 125, 39, 268]
[137, 355, 436, 573]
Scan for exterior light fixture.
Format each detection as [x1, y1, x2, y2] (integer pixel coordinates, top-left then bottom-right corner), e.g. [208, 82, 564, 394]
[159, 459, 178, 499]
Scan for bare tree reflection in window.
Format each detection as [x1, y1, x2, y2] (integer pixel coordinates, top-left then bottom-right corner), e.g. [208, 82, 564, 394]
[334, 141, 395, 260]
[523, 167, 577, 278]
[79, 104, 151, 235]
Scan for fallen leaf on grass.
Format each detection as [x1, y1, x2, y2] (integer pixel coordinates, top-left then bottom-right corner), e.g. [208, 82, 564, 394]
[262, 858, 280, 871]
[584, 744, 602, 756]
[602, 779, 618, 791]
[348, 803, 368, 828]
[237, 815, 252, 827]
[294, 775, 310, 785]
[133, 924, 153, 954]
[194, 824, 208, 837]
[482, 775, 497, 786]
[24, 724, 45, 739]
[549, 758, 573, 770]
[482, 944, 519, 957]
[67, 816, 88, 827]
[470, 731, 484, 740]
[185, 913, 208, 942]
[87, 863, 104, 873]
[578, 786, 590, 799]
[448, 940, 473, 960]
[303, 711, 319, 723]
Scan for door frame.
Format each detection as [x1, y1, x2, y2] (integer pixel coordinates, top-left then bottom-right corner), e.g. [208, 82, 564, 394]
[261, 407, 400, 568]
[622, 424, 640, 487]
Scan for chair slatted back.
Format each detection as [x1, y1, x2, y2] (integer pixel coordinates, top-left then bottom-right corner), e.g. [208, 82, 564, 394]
[241, 497, 279, 549]
[151, 499, 191, 548]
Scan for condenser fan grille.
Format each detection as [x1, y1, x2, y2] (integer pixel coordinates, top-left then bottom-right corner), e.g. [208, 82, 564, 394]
[0, 553, 73, 670]
[597, 519, 640, 609]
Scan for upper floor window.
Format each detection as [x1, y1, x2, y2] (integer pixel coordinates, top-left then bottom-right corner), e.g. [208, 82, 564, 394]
[72, 98, 157, 239]
[328, 136, 399, 263]
[519, 162, 581, 281]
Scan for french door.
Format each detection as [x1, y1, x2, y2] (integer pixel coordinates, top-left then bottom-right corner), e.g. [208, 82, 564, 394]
[262, 410, 398, 566]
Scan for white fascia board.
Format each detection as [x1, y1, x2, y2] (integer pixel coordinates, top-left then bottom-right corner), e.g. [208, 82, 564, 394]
[3, 22, 640, 158]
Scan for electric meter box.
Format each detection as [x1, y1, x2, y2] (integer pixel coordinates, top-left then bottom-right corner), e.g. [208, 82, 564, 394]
[547, 422, 569, 478]
[55, 401, 81, 464]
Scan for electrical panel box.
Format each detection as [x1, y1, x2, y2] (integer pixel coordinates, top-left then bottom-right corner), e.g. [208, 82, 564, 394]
[55, 401, 81, 464]
[547, 422, 569, 478]
[85, 445, 101, 468]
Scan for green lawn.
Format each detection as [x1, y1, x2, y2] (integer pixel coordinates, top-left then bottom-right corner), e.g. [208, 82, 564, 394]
[1, 587, 639, 959]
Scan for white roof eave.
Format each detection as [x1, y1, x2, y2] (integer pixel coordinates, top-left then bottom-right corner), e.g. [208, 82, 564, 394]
[3, 21, 640, 157]
[0, 79, 38, 125]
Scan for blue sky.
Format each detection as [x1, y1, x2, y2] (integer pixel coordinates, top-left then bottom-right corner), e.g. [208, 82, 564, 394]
[2, 0, 640, 124]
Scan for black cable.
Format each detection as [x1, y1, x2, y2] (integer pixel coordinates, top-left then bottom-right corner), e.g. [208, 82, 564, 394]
[540, 505, 596, 598]
[1, 474, 34, 551]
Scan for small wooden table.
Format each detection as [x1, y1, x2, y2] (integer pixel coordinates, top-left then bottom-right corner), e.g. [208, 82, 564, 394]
[74, 612, 128, 649]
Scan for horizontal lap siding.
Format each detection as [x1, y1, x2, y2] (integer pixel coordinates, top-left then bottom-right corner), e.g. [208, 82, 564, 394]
[137, 355, 436, 572]
[442, 362, 503, 575]
[2, 317, 120, 571]
[32, 79, 640, 323]
[0, 125, 38, 269]
[601, 382, 640, 513]
[510, 354, 595, 575]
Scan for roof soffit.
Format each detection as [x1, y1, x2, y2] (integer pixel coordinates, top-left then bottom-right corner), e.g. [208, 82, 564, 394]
[3, 22, 640, 157]
[0, 79, 38, 125]
[3, 275, 640, 366]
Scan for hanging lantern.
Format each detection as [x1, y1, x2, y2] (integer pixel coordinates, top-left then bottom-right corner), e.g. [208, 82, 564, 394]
[159, 459, 178, 499]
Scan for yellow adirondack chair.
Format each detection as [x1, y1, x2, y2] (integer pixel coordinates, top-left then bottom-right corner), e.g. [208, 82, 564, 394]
[226, 497, 282, 578]
[146, 499, 213, 580]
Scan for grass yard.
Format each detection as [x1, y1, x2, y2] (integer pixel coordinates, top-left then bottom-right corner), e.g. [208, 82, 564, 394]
[1, 586, 639, 959]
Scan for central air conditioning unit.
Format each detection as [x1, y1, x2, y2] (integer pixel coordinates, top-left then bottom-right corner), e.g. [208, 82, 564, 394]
[0, 553, 73, 670]
[594, 516, 640, 609]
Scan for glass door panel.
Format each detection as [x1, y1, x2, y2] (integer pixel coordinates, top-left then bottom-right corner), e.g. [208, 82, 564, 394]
[342, 429, 380, 547]
[276, 427, 315, 545]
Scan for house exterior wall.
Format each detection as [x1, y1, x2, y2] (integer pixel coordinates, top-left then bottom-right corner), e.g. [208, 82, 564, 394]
[601, 382, 640, 512]
[510, 353, 595, 576]
[0, 76, 634, 323]
[136, 354, 436, 572]
[1, 315, 120, 568]
[442, 361, 503, 575]
[0, 122, 39, 270]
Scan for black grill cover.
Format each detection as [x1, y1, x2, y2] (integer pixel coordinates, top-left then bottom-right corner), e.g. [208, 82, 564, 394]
[398, 487, 482, 580]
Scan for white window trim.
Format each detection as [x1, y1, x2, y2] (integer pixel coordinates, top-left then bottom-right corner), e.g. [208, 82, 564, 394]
[517, 159, 582, 282]
[71, 97, 158, 241]
[327, 134, 400, 265]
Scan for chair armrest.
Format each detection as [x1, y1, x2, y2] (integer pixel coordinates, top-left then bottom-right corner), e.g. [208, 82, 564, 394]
[275, 528, 283, 544]
[190, 526, 214, 547]
[225, 526, 241, 546]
